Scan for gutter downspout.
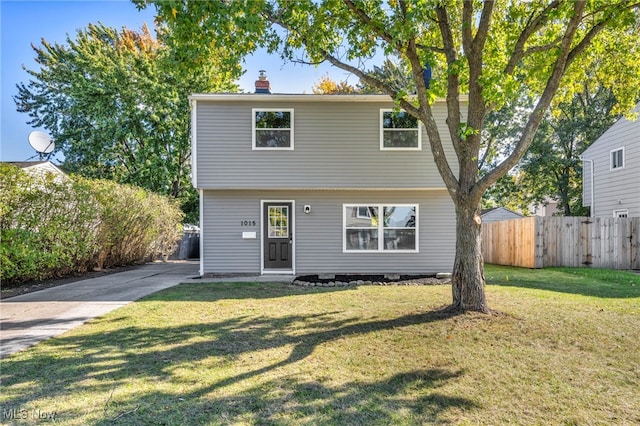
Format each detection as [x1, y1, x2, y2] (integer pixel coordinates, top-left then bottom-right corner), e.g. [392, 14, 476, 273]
[582, 157, 594, 217]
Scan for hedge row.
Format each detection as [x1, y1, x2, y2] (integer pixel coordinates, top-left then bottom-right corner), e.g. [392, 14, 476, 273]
[0, 164, 183, 286]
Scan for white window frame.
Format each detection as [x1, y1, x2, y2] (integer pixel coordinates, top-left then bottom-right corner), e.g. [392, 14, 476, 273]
[379, 109, 422, 151]
[252, 108, 294, 150]
[613, 209, 628, 218]
[610, 147, 624, 170]
[343, 204, 419, 253]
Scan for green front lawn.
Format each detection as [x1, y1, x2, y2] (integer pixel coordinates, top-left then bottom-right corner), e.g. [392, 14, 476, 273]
[1, 265, 639, 425]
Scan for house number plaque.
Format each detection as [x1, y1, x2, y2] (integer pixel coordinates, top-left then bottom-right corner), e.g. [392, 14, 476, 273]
[240, 220, 257, 226]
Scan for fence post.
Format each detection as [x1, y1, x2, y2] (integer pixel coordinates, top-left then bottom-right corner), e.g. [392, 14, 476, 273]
[632, 218, 640, 269]
[534, 216, 544, 268]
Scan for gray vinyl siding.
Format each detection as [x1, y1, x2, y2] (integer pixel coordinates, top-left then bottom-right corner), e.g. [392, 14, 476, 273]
[201, 189, 455, 275]
[201, 191, 262, 273]
[582, 104, 640, 217]
[194, 98, 458, 190]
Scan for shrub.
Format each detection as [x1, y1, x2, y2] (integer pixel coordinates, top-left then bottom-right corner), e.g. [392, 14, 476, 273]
[0, 164, 99, 283]
[81, 178, 183, 268]
[0, 165, 183, 286]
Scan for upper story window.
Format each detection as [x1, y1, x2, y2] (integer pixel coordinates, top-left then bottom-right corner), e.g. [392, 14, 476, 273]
[610, 147, 624, 170]
[380, 109, 421, 150]
[253, 108, 294, 150]
[344, 204, 418, 252]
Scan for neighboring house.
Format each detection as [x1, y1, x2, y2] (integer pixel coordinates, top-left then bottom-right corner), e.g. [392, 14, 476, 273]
[582, 103, 640, 218]
[4, 161, 68, 183]
[529, 197, 560, 217]
[481, 207, 524, 223]
[190, 75, 460, 276]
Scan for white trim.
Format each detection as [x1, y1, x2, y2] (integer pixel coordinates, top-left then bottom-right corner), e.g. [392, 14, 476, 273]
[613, 209, 629, 218]
[260, 199, 296, 274]
[581, 157, 594, 217]
[379, 109, 422, 151]
[252, 108, 294, 150]
[342, 203, 419, 253]
[191, 100, 198, 188]
[195, 187, 449, 191]
[262, 270, 295, 275]
[610, 147, 625, 171]
[199, 189, 204, 276]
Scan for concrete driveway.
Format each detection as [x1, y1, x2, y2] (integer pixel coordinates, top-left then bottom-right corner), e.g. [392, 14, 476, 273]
[0, 261, 200, 358]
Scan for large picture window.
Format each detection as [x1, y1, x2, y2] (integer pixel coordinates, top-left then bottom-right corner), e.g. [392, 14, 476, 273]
[344, 204, 418, 252]
[380, 109, 421, 150]
[253, 109, 294, 149]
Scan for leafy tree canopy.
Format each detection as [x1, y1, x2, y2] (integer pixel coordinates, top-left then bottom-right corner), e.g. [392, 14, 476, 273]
[140, 0, 640, 312]
[312, 73, 358, 94]
[312, 59, 414, 94]
[483, 84, 621, 216]
[15, 22, 238, 223]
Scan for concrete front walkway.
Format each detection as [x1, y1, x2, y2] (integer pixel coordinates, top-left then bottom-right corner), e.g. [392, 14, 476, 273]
[0, 261, 200, 358]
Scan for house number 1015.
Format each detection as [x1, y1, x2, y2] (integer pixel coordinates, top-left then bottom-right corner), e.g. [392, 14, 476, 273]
[241, 220, 256, 226]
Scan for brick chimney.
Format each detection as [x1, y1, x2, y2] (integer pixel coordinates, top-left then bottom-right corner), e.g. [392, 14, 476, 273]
[254, 70, 271, 94]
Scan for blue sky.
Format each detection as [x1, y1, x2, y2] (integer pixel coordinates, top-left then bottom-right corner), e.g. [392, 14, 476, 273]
[1, 0, 352, 162]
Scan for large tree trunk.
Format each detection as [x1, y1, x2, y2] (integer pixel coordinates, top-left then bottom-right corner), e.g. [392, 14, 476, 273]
[450, 202, 490, 313]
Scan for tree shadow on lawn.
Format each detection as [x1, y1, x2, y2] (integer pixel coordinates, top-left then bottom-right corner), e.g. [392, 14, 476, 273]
[95, 368, 472, 425]
[486, 266, 640, 299]
[149, 281, 359, 302]
[1, 307, 473, 424]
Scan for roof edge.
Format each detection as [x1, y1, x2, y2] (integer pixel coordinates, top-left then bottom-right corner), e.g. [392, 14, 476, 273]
[195, 187, 449, 191]
[189, 93, 468, 103]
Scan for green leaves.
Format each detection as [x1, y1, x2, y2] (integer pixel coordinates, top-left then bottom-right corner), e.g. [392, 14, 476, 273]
[482, 84, 620, 216]
[457, 123, 479, 141]
[0, 165, 183, 284]
[15, 22, 237, 221]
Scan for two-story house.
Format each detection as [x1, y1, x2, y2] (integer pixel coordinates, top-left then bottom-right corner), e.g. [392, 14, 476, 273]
[582, 103, 640, 218]
[190, 77, 458, 277]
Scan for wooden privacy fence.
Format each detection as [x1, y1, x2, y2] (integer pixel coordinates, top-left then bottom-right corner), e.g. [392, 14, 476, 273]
[482, 217, 640, 269]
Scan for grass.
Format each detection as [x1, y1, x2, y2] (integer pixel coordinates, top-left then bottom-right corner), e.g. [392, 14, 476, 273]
[1, 265, 639, 425]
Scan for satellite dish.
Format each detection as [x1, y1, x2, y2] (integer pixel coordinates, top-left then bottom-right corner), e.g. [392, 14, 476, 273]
[28, 131, 55, 158]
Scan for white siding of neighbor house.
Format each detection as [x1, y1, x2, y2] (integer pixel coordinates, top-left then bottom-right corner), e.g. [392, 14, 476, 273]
[192, 96, 459, 190]
[201, 189, 455, 275]
[582, 104, 640, 217]
[8, 161, 69, 183]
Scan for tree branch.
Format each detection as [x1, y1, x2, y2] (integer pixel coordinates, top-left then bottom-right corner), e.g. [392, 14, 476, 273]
[266, 9, 418, 114]
[342, 0, 404, 52]
[478, 0, 588, 197]
[321, 46, 462, 196]
[477, 135, 496, 171]
[414, 43, 446, 54]
[565, 2, 639, 82]
[466, 0, 494, 131]
[474, 0, 495, 54]
[582, 1, 640, 19]
[462, 1, 473, 54]
[406, 36, 459, 194]
[521, 39, 562, 56]
[435, 5, 462, 160]
[504, 1, 561, 75]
